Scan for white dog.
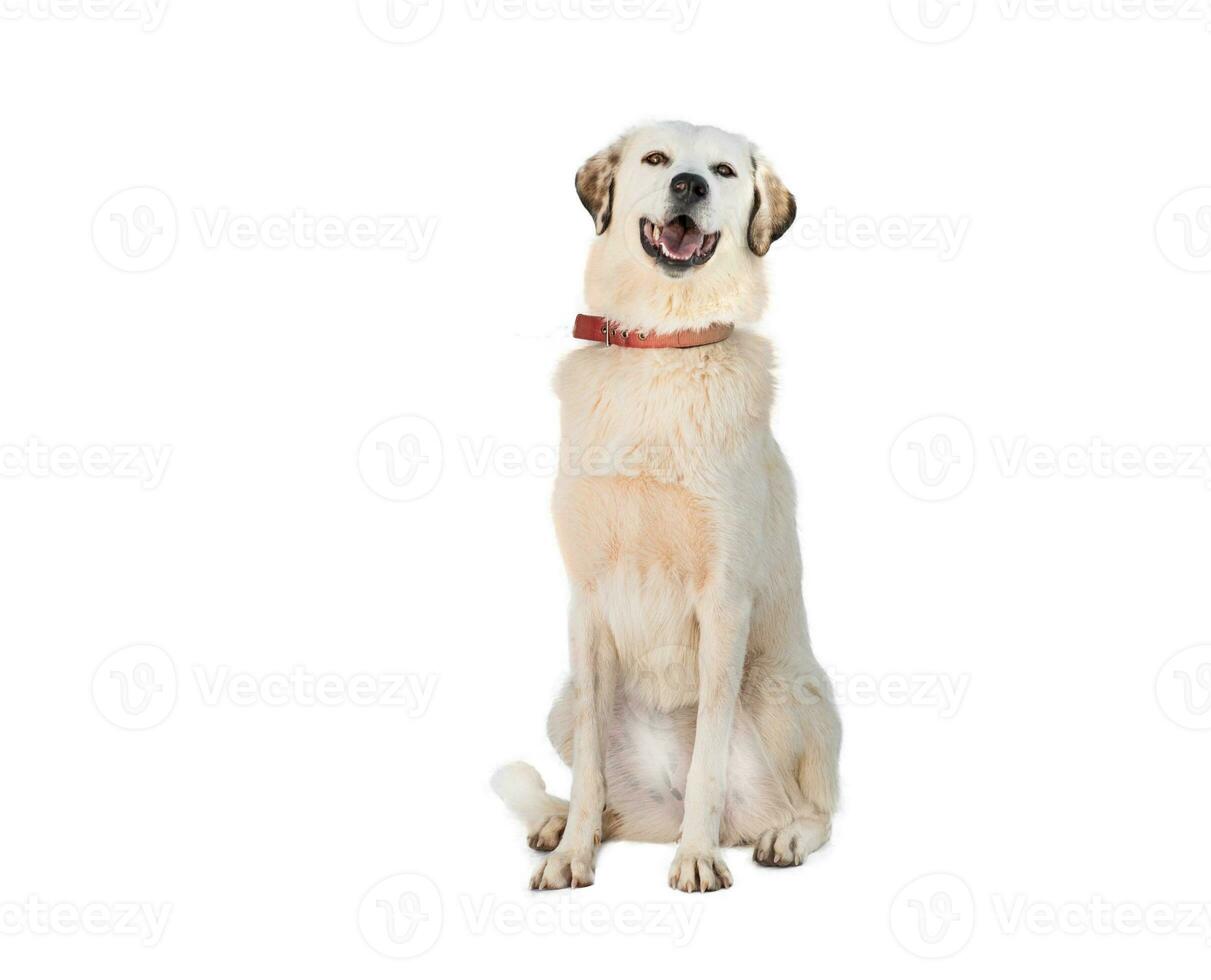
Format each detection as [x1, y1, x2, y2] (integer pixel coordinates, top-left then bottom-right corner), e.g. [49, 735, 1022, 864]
[493, 121, 841, 893]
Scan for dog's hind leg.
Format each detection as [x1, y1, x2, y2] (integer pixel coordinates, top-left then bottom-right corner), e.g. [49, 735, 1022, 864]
[491, 762, 570, 852]
[748, 752, 835, 867]
[751, 692, 840, 868]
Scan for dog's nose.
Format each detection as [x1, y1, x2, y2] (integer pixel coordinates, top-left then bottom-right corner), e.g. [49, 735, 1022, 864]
[670, 172, 709, 205]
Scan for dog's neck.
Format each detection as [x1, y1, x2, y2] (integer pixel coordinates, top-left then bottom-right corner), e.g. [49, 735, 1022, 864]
[573, 314, 734, 349]
[582, 236, 769, 337]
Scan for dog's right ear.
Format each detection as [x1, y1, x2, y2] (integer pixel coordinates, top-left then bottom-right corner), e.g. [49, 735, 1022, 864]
[575, 138, 625, 235]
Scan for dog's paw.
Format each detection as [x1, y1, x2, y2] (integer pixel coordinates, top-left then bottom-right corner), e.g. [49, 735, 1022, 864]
[753, 826, 806, 867]
[527, 815, 567, 852]
[668, 846, 733, 893]
[530, 847, 595, 890]
[753, 818, 829, 868]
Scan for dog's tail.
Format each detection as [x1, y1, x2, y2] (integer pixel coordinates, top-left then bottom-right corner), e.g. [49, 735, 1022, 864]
[491, 762, 569, 826]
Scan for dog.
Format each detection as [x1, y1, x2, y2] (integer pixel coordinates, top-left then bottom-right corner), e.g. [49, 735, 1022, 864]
[493, 121, 841, 893]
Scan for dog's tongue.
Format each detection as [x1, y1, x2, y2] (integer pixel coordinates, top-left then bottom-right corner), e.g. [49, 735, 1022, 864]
[660, 221, 703, 261]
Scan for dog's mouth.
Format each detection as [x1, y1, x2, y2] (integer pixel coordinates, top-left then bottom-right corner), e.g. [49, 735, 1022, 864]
[640, 215, 720, 269]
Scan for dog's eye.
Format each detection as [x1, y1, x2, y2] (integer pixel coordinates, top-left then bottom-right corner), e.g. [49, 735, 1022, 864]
[714, 163, 737, 179]
[642, 151, 669, 167]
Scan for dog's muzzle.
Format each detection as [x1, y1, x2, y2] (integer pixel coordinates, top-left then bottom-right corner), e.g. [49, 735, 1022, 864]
[640, 215, 721, 268]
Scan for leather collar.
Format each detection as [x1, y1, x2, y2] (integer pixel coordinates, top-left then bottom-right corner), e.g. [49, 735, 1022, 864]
[573, 314, 734, 349]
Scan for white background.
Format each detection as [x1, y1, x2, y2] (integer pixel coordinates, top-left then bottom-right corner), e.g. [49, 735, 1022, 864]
[2, 0, 1210, 975]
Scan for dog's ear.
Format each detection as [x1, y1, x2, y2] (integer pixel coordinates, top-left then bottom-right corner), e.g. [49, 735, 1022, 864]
[747, 151, 797, 256]
[575, 138, 625, 235]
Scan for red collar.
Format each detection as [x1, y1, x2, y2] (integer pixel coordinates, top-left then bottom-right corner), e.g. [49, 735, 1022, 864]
[573, 314, 734, 349]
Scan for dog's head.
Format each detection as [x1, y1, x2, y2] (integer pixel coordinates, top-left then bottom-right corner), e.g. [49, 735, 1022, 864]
[576, 121, 795, 330]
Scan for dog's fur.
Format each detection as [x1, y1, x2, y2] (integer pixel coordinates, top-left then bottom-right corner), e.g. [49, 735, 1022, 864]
[493, 121, 840, 892]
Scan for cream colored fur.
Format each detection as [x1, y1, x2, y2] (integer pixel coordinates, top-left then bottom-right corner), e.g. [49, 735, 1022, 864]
[494, 121, 840, 893]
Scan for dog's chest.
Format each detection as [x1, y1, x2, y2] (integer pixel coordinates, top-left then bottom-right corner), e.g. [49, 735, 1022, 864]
[551, 335, 774, 694]
[551, 398, 721, 699]
[553, 474, 708, 703]
[551, 347, 731, 594]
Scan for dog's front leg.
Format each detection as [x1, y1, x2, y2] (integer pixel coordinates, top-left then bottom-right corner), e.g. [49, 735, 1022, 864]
[669, 595, 751, 892]
[531, 596, 613, 889]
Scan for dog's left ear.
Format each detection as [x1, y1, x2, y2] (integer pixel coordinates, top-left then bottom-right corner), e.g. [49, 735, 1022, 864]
[575, 138, 625, 235]
[747, 151, 797, 256]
